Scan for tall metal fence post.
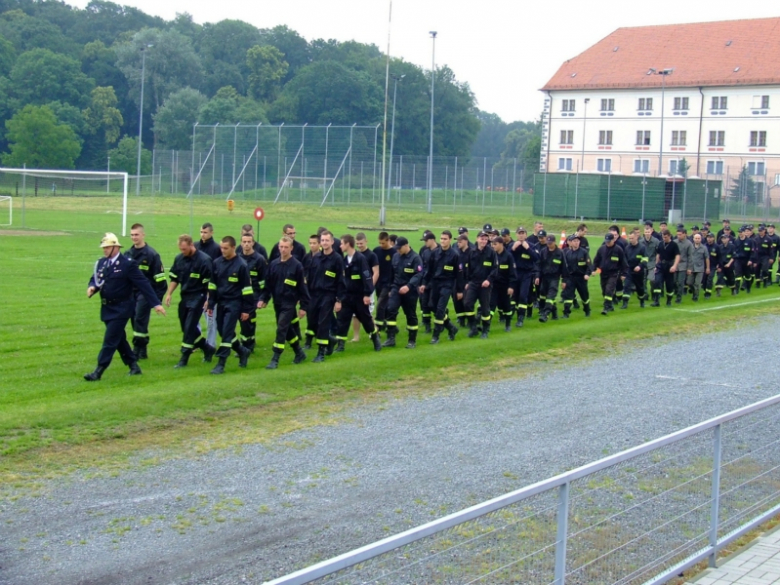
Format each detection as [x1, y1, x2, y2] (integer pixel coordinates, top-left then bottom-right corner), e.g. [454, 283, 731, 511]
[543, 172, 548, 217]
[454, 156, 458, 210]
[682, 177, 688, 223]
[709, 423, 723, 568]
[574, 161, 579, 219]
[607, 171, 612, 220]
[641, 175, 647, 221]
[554, 482, 571, 585]
[703, 177, 708, 222]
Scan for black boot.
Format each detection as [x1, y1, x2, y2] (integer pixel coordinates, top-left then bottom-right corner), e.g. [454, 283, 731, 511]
[650, 293, 660, 307]
[516, 312, 525, 328]
[134, 344, 148, 360]
[128, 362, 142, 376]
[640, 297, 645, 308]
[480, 321, 490, 339]
[468, 317, 479, 338]
[238, 345, 250, 368]
[601, 301, 609, 316]
[382, 332, 396, 347]
[446, 321, 458, 341]
[666, 296, 673, 306]
[424, 320, 432, 334]
[174, 351, 191, 369]
[526, 305, 533, 318]
[406, 329, 418, 349]
[716, 288, 722, 297]
[292, 344, 307, 364]
[266, 350, 282, 370]
[430, 324, 443, 344]
[325, 337, 337, 356]
[303, 334, 313, 350]
[335, 340, 346, 353]
[312, 345, 327, 363]
[83, 366, 105, 381]
[621, 298, 629, 309]
[550, 304, 559, 321]
[210, 357, 227, 374]
[202, 343, 216, 363]
[573, 299, 580, 309]
[504, 315, 512, 332]
[538, 308, 548, 323]
[371, 332, 382, 351]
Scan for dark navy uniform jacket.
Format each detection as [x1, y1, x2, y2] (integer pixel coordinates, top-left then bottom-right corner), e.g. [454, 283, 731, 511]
[89, 254, 161, 322]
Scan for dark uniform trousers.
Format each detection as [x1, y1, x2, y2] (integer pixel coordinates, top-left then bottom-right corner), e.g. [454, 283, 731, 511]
[179, 293, 209, 355]
[272, 305, 301, 350]
[623, 269, 647, 300]
[653, 265, 676, 301]
[420, 287, 434, 325]
[734, 259, 751, 290]
[386, 288, 419, 340]
[464, 284, 492, 325]
[717, 266, 736, 291]
[430, 282, 455, 328]
[491, 283, 513, 320]
[561, 276, 590, 314]
[336, 294, 376, 340]
[98, 300, 138, 369]
[513, 271, 535, 319]
[309, 293, 337, 346]
[600, 273, 619, 304]
[214, 300, 244, 358]
[538, 276, 559, 315]
[452, 291, 467, 323]
[374, 285, 391, 330]
[131, 291, 162, 350]
[239, 307, 258, 349]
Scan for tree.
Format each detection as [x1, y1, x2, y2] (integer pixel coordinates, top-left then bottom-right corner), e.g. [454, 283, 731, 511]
[246, 44, 288, 103]
[81, 86, 123, 167]
[0, 34, 14, 77]
[153, 86, 207, 150]
[107, 135, 151, 175]
[0, 11, 78, 57]
[259, 25, 310, 82]
[3, 105, 81, 168]
[7, 48, 94, 109]
[198, 86, 268, 125]
[71, 0, 166, 47]
[470, 111, 506, 158]
[730, 165, 762, 204]
[197, 19, 263, 96]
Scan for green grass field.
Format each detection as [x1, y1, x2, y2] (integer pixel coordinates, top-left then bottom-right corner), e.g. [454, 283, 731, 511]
[2, 195, 779, 488]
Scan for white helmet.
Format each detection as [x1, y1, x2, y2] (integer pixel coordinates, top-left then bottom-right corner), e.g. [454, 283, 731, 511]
[100, 232, 123, 248]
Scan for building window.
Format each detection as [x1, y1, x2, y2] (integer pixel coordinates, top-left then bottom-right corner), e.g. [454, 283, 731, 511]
[561, 99, 576, 112]
[600, 98, 615, 111]
[669, 160, 684, 175]
[750, 131, 767, 147]
[560, 130, 574, 144]
[634, 160, 649, 173]
[597, 158, 612, 172]
[708, 131, 725, 146]
[636, 130, 651, 145]
[711, 96, 728, 110]
[598, 130, 613, 145]
[671, 131, 687, 146]
[706, 161, 724, 175]
[673, 97, 689, 111]
[752, 95, 770, 109]
[638, 97, 653, 110]
[747, 162, 766, 176]
[558, 158, 573, 171]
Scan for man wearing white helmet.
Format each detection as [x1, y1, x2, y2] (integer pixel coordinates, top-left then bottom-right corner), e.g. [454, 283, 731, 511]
[85, 233, 166, 381]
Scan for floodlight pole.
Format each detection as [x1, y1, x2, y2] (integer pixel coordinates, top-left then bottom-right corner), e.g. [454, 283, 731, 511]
[648, 67, 673, 176]
[427, 31, 437, 214]
[136, 43, 153, 196]
[386, 74, 404, 201]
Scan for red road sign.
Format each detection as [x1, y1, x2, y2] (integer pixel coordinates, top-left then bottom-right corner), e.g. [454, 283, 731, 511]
[253, 207, 265, 221]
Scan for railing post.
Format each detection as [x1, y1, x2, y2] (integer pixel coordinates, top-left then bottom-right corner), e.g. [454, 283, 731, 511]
[554, 482, 570, 585]
[709, 423, 723, 568]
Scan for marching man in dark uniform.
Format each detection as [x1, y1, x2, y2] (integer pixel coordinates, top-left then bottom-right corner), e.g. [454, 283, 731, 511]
[464, 231, 497, 338]
[511, 227, 540, 327]
[593, 233, 628, 315]
[490, 236, 516, 332]
[239, 233, 267, 353]
[652, 230, 680, 306]
[307, 230, 346, 363]
[561, 234, 591, 318]
[622, 228, 648, 309]
[257, 236, 309, 369]
[418, 231, 439, 332]
[333, 234, 382, 353]
[125, 222, 167, 359]
[165, 234, 215, 368]
[384, 237, 424, 349]
[537, 233, 568, 323]
[420, 230, 463, 344]
[207, 236, 254, 374]
[85, 233, 166, 381]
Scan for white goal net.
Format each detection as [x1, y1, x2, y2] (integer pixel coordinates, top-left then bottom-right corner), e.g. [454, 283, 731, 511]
[0, 195, 11, 227]
[0, 168, 131, 235]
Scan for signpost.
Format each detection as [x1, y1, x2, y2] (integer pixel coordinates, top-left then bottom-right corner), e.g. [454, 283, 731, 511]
[254, 206, 265, 238]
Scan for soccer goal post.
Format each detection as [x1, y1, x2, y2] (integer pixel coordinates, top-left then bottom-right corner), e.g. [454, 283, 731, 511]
[0, 195, 11, 227]
[0, 168, 130, 235]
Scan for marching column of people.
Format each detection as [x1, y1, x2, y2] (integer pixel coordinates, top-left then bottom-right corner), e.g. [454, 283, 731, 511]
[84, 219, 780, 379]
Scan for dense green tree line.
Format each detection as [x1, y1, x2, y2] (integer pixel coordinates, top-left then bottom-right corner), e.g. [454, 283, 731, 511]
[0, 0, 535, 171]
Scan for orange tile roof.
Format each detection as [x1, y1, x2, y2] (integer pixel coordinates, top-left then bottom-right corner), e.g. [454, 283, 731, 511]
[542, 17, 780, 91]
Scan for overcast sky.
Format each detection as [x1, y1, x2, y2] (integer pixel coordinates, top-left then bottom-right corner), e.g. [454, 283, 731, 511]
[71, 0, 780, 124]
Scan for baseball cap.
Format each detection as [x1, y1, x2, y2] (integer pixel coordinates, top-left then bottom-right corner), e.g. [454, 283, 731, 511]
[537, 229, 547, 237]
[605, 233, 615, 242]
[703, 221, 712, 227]
[457, 227, 468, 235]
[477, 231, 489, 238]
[420, 230, 433, 241]
[422, 231, 436, 241]
[706, 232, 715, 238]
[546, 235, 556, 243]
[501, 228, 510, 236]
[692, 225, 700, 230]
[516, 226, 527, 234]
[483, 223, 493, 232]
[395, 236, 409, 247]
[568, 234, 580, 241]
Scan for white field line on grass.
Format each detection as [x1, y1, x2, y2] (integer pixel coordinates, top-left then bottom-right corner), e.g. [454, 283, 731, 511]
[671, 297, 780, 314]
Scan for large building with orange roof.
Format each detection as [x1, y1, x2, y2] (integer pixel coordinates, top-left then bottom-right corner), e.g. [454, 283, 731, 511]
[540, 17, 780, 197]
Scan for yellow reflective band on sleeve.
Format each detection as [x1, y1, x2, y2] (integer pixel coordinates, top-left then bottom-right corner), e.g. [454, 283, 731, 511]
[203, 278, 209, 284]
[578, 262, 586, 266]
[190, 273, 200, 279]
[521, 254, 530, 259]
[443, 265, 454, 270]
[499, 264, 508, 269]
[169, 272, 178, 279]
[284, 279, 297, 286]
[242, 287, 253, 295]
[553, 259, 561, 264]
[228, 276, 239, 282]
[208, 282, 217, 290]
[325, 270, 336, 278]
[154, 273, 166, 282]
[250, 270, 258, 276]
[139, 265, 149, 271]
[404, 268, 414, 273]
[259, 280, 266, 288]
[351, 274, 361, 279]
[610, 256, 619, 261]
[483, 261, 492, 266]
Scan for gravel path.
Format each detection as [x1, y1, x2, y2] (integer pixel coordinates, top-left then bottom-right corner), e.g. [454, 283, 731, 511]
[1, 316, 778, 585]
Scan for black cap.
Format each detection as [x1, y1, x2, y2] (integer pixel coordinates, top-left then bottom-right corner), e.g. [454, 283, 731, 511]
[546, 235, 556, 243]
[396, 236, 409, 247]
[483, 223, 493, 231]
[537, 229, 547, 237]
[769, 224, 775, 229]
[721, 233, 730, 238]
[703, 221, 712, 227]
[420, 230, 433, 241]
[605, 233, 615, 242]
[568, 234, 580, 241]
[723, 218, 731, 223]
[759, 225, 767, 231]
[457, 227, 468, 235]
[738, 227, 746, 233]
[676, 223, 685, 229]
[477, 231, 489, 238]
[706, 232, 715, 238]
[516, 226, 527, 234]
[501, 228, 511, 236]
[692, 225, 700, 230]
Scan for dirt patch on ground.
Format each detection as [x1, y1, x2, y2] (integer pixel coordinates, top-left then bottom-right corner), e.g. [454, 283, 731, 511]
[0, 229, 71, 236]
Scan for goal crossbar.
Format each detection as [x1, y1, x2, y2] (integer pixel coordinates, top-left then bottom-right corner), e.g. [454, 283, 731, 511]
[0, 168, 130, 235]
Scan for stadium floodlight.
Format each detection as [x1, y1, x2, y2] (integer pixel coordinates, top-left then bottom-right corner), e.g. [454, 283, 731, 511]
[427, 31, 437, 214]
[0, 168, 129, 234]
